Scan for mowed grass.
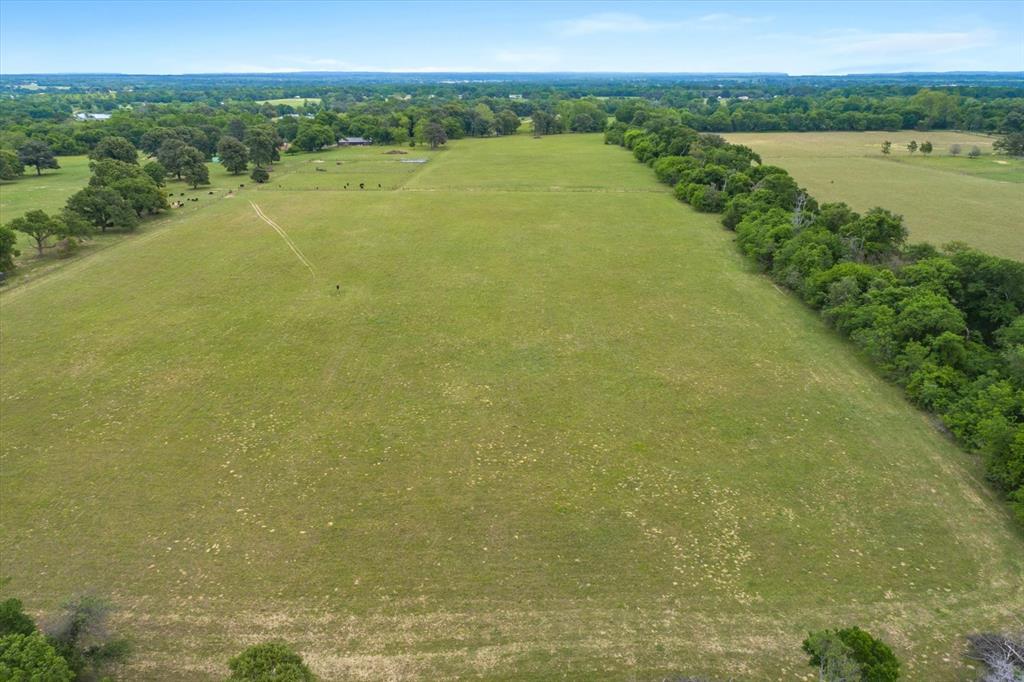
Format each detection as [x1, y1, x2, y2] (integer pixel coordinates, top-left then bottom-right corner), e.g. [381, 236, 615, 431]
[1, 134, 1022, 680]
[257, 97, 322, 106]
[1, 155, 242, 281]
[0, 155, 92, 220]
[0, 145, 423, 280]
[726, 131, 1024, 260]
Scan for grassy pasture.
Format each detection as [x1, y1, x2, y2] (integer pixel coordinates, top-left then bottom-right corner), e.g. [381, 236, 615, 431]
[0, 156, 242, 281]
[274, 145, 439, 191]
[726, 131, 1024, 260]
[0, 145, 424, 278]
[0, 154, 92, 220]
[257, 97, 322, 106]
[1, 134, 1022, 680]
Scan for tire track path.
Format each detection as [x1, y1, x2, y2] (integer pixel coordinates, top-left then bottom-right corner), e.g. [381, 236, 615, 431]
[250, 201, 317, 278]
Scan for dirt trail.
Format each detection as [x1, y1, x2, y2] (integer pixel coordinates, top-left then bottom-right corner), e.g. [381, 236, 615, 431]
[249, 201, 317, 278]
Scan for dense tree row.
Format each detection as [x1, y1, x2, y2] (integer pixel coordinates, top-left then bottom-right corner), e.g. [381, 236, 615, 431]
[610, 119, 1024, 523]
[612, 88, 1024, 133]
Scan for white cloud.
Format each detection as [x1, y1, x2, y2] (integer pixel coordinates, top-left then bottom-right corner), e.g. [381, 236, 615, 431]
[818, 29, 996, 56]
[552, 12, 685, 37]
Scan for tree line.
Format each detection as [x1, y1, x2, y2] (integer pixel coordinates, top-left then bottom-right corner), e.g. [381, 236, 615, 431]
[0, 96, 534, 160]
[5, 80, 1020, 166]
[615, 87, 1024, 134]
[609, 116, 1024, 525]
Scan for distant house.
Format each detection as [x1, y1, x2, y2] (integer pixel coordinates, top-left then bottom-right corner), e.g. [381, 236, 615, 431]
[509, 94, 524, 100]
[340, 137, 370, 146]
[74, 112, 112, 121]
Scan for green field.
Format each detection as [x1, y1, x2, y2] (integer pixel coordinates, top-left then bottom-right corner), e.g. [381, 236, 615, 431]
[725, 131, 1024, 260]
[257, 97, 322, 106]
[1, 134, 1022, 680]
[0, 155, 92, 220]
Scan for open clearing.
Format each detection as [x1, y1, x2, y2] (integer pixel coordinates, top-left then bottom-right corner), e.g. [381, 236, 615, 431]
[257, 97, 322, 106]
[0, 154, 92, 220]
[1, 134, 1022, 680]
[726, 131, 1024, 260]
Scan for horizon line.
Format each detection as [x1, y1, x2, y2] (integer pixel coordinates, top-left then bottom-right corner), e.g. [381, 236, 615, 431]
[3, 70, 1023, 78]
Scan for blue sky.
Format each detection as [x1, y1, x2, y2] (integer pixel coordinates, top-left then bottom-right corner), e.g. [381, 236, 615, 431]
[1, 1, 1022, 75]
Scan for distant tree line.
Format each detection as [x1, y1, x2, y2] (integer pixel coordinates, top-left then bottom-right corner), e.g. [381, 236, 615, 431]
[610, 116, 1024, 524]
[4, 81, 1020, 166]
[610, 88, 1024, 134]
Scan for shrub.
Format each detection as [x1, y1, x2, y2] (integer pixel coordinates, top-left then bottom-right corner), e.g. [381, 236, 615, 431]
[0, 599, 35, 638]
[227, 641, 317, 681]
[0, 632, 74, 682]
[803, 627, 900, 681]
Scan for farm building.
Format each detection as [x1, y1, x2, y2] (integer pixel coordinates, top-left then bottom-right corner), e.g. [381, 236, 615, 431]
[340, 137, 370, 146]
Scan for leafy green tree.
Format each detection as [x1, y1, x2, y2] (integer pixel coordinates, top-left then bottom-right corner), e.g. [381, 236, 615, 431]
[143, 160, 167, 186]
[246, 127, 280, 168]
[880, 141, 891, 155]
[688, 185, 726, 213]
[469, 103, 496, 137]
[495, 110, 521, 136]
[993, 131, 1024, 156]
[839, 208, 907, 261]
[0, 226, 19, 272]
[250, 166, 270, 183]
[415, 121, 448, 149]
[906, 140, 917, 155]
[112, 178, 169, 216]
[803, 627, 900, 682]
[893, 289, 966, 341]
[157, 138, 189, 179]
[293, 123, 335, 152]
[735, 207, 794, 269]
[0, 632, 74, 682]
[218, 136, 249, 175]
[531, 110, 561, 136]
[89, 136, 138, 164]
[45, 595, 131, 682]
[227, 642, 317, 681]
[17, 140, 60, 176]
[0, 149, 25, 180]
[88, 158, 147, 187]
[140, 127, 178, 155]
[67, 186, 138, 232]
[653, 156, 699, 186]
[227, 117, 247, 141]
[919, 141, 933, 155]
[815, 202, 860, 233]
[968, 145, 982, 158]
[181, 147, 209, 188]
[802, 630, 862, 681]
[0, 599, 35, 637]
[7, 210, 64, 255]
